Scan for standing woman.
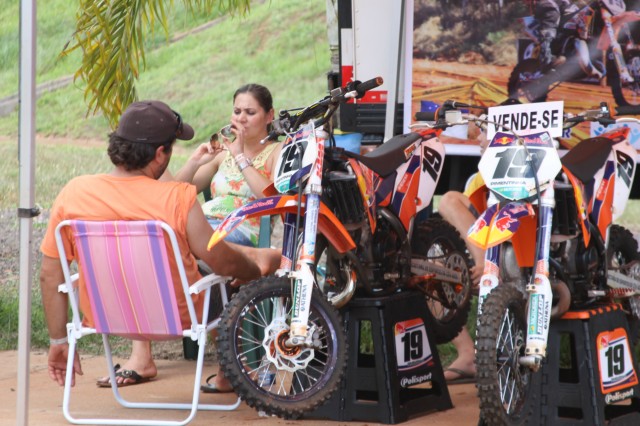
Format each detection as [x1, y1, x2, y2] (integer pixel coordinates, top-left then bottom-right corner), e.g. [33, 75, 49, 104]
[176, 84, 281, 247]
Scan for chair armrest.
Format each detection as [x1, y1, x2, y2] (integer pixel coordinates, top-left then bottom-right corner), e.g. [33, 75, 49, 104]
[58, 273, 79, 294]
[189, 274, 230, 295]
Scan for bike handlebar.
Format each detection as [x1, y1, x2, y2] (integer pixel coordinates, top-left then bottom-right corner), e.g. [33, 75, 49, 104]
[262, 76, 383, 142]
[414, 100, 640, 133]
[347, 76, 384, 99]
[415, 111, 437, 121]
[414, 100, 486, 125]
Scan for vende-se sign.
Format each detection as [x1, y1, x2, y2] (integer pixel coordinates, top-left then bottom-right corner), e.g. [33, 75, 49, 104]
[487, 101, 564, 140]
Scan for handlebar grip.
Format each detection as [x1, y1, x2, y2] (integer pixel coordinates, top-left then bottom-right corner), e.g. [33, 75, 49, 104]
[564, 116, 585, 124]
[615, 105, 640, 116]
[599, 117, 616, 126]
[354, 76, 384, 98]
[260, 129, 281, 145]
[415, 111, 437, 121]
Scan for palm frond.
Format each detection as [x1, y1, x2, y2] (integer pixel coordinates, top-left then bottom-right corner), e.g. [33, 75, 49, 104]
[64, 0, 251, 127]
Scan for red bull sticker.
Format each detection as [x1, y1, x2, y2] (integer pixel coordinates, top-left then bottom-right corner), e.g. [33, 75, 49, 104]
[394, 318, 432, 372]
[486, 202, 534, 247]
[521, 132, 554, 147]
[491, 134, 515, 147]
[597, 328, 639, 397]
[494, 214, 517, 233]
[468, 204, 498, 249]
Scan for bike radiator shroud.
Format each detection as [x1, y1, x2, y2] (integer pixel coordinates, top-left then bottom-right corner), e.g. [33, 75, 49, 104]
[325, 169, 366, 225]
[552, 182, 579, 236]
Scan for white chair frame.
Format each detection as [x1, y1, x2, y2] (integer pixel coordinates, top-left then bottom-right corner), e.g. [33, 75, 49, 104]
[54, 219, 241, 425]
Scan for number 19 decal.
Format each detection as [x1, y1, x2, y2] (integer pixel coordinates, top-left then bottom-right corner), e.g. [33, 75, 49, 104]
[596, 328, 638, 394]
[394, 318, 432, 371]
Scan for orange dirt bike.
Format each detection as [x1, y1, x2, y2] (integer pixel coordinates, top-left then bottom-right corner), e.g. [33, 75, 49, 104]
[430, 101, 640, 425]
[207, 79, 473, 418]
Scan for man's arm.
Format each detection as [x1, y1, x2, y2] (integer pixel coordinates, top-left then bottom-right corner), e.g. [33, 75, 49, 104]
[40, 255, 83, 386]
[186, 203, 278, 279]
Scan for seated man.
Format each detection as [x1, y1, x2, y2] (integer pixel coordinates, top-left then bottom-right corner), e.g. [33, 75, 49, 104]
[437, 127, 489, 384]
[39, 100, 280, 389]
[438, 178, 486, 384]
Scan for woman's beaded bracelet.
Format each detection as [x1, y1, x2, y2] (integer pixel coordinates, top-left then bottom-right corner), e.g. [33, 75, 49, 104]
[49, 336, 68, 345]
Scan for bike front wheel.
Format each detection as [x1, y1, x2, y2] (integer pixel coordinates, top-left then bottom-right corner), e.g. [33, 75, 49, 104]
[216, 275, 347, 419]
[476, 284, 535, 425]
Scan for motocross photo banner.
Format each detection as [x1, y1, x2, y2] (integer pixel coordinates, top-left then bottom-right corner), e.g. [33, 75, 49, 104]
[408, 0, 640, 156]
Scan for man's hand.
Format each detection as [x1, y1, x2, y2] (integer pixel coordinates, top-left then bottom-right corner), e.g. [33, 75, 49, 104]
[229, 247, 280, 287]
[48, 343, 83, 387]
[256, 248, 281, 276]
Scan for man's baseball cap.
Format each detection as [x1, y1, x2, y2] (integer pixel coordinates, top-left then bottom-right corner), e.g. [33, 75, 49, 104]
[115, 100, 195, 143]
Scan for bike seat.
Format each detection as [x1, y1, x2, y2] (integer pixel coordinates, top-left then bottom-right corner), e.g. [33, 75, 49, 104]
[560, 136, 612, 184]
[346, 133, 422, 177]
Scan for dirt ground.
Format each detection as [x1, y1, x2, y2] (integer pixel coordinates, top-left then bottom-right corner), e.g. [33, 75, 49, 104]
[0, 350, 480, 426]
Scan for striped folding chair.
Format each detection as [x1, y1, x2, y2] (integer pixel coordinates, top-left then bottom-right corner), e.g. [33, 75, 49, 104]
[54, 220, 240, 425]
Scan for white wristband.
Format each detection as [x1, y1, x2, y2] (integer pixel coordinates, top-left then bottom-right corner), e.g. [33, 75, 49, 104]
[238, 159, 253, 171]
[49, 337, 68, 345]
[235, 153, 253, 171]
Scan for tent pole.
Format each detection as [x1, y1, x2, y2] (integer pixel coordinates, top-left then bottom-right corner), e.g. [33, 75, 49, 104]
[383, 0, 405, 141]
[17, 1, 38, 425]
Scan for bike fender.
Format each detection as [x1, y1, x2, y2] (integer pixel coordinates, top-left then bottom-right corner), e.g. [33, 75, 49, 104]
[206, 195, 356, 253]
[510, 214, 537, 268]
[488, 202, 535, 248]
[468, 204, 498, 249]
[468, 202, 536, 254]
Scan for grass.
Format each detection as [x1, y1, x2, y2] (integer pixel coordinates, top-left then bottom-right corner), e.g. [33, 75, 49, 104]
[0, 0, 331, 144]
[0, 0, 330, 352]
[0, 0, 224, 99]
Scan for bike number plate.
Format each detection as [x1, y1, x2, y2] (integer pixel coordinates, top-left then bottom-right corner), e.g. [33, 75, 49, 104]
[596, 327, 639, 398]
[394, 318, 432, 373]
[274, 122, 317, 193]
[478, 131, 561, 201]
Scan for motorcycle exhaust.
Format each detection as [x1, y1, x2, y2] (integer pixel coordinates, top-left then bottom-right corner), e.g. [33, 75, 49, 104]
[328, 270, 356, 309]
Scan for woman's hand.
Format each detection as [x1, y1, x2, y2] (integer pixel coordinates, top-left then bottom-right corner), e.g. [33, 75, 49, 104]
[222, 119, 246, 158]
[187, 139, 226, 169]
[178, 138, 224, 181]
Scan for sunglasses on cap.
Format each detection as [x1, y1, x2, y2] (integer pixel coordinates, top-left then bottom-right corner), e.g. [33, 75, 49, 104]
[173, 110, 184, 138]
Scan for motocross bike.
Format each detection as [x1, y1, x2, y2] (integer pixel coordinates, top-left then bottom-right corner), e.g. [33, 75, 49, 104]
[428, 101, 640, 425]
[508, 0, 640, 106]
[206, 79, 473, 418]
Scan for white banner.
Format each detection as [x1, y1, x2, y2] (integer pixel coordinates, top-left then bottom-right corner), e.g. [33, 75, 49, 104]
[486, 101, 564, 140]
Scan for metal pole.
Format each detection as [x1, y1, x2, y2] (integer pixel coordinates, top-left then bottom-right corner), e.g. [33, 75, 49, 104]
[384, 0, 405, 141]
[17, 0, 38, 424]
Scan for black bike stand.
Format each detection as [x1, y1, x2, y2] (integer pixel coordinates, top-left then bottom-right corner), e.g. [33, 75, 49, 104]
[526, 304, 640, 425]
[307, 291, 452, 424]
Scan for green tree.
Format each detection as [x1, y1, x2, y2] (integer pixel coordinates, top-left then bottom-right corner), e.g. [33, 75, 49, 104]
[63, 0, 251, 127]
